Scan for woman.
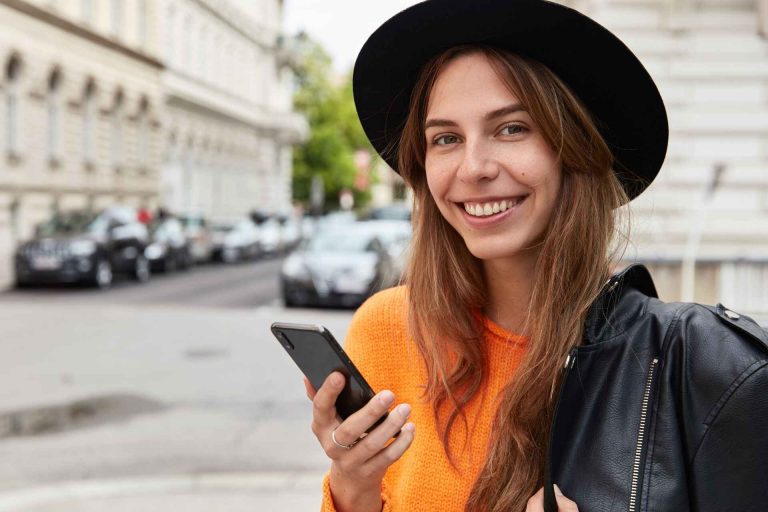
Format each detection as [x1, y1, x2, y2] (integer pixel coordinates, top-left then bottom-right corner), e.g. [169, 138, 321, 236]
[305, 1, 768, 511]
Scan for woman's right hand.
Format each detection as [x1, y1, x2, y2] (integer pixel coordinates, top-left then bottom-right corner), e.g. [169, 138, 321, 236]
[305, 372, 416, 512]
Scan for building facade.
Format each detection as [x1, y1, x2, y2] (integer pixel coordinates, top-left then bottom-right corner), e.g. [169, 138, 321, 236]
[575, 0, 768, 322]
[159, 0, 306, 221]
[0, 0, 305, 288]
[0, 0, 164, 287]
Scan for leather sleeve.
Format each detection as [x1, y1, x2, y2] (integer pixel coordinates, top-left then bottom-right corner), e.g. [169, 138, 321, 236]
[687, 360, 768, 511]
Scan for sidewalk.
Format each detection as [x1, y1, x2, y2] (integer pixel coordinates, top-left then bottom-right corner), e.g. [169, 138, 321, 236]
[0, 472, 325, 512]
[0, 299, 352, 509]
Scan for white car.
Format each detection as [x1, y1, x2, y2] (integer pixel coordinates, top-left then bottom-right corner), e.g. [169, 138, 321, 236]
[211, 219, 261, 263]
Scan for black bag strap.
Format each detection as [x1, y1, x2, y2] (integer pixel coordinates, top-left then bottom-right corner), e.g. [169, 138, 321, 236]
[543, 449, 558, 512]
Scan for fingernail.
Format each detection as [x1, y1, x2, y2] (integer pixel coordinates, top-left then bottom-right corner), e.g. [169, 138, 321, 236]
[331, 373, 343, 387]
[554, 484, 563, 497]
[402, 422, 415, 433]
[378, 390, 394, 405]
[397, 403, 411, 417]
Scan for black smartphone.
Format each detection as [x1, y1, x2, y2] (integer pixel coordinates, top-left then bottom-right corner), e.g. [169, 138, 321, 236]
[271, 321, 388, 429]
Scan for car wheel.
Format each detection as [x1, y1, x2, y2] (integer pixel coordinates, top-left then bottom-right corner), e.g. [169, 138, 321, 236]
[94, 259, 113, 290]
[133, 255, 151, 283]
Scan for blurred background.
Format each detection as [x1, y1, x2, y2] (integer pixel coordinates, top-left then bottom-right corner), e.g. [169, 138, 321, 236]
[0, 0, 766, 510]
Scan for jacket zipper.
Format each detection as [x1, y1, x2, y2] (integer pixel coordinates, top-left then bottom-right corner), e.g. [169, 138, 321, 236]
[628, 358, 659, 512]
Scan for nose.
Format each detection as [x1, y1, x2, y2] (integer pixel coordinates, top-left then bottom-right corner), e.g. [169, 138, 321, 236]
[456, 138, 500, 183]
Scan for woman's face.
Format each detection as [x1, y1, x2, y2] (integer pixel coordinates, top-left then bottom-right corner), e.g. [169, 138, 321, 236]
[424, 53, 562, 262]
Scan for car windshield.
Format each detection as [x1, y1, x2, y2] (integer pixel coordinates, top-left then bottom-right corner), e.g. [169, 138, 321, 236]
[36, 211, 102, 236]
[212, 224, 233, 233]
[305, 231, 373, 253]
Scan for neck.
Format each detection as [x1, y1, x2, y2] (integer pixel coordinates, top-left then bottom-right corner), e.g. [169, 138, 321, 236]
[481, 250, 539, 336]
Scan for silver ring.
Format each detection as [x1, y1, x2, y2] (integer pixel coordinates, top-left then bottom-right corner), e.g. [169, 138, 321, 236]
[331, 427, 358, 450]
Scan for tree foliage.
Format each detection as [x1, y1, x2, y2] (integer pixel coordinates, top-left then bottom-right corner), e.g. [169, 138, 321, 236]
[291, 35, 374, 211]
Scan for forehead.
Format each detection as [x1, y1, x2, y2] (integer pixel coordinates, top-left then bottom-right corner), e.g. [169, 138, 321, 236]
[427, 53, 521, 117]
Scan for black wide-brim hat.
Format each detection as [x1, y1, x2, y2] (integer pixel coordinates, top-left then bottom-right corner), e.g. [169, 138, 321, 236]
[353, 0, 669, 201]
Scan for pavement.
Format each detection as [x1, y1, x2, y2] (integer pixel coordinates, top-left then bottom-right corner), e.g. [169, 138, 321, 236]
[0, 294, 356, 511]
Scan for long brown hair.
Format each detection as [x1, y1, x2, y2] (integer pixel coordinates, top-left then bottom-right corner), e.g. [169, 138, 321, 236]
[397, 45, 631, 511]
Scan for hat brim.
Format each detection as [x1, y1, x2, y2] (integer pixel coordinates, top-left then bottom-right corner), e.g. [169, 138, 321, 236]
[352, 0, 668, 201]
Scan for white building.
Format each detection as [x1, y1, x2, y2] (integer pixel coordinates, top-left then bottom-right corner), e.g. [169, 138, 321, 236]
[159, 0, 307, 221]
[0, 0, 164, 288]
[575, 0, 768, 322]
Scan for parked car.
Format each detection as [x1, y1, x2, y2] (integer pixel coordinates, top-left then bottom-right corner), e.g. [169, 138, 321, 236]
[179, 214, 214, 263]
[279, 215, 303, 251]
[259, 217, 283, 257]
[357, 220, 412, 284]
[146, 216, 193, 272]
[211, 219, 261, 263]
[15, 206, 150, 289]
[280, 224, 397, 308]
[363, 203, 412, 222]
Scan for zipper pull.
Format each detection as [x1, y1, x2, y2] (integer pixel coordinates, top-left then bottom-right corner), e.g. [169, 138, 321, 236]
[563, 348, 577, 369]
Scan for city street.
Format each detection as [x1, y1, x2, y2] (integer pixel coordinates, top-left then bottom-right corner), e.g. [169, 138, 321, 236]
[0, 258, 355, 511]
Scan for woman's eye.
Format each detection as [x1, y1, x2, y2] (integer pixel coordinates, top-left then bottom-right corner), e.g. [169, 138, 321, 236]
[500, 124, 525, 136]
[434, 134, 459, 146]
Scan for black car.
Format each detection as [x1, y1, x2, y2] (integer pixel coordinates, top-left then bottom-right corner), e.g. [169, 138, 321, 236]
[15, 207, 151, 289]
[146, 216, 193, 272]
[280, 224, 397, 308]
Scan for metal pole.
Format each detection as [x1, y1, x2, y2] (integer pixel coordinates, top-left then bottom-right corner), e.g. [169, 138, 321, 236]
[681, 163, 724, 302]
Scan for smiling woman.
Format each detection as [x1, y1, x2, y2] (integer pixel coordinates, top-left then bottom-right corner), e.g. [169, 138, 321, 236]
[300, 1, 768, 511]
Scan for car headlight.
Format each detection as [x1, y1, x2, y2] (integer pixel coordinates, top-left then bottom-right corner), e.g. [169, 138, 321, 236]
[69, 240, 97, 256]
[282, 254, 310, 280]
[145, 243, 166, 260]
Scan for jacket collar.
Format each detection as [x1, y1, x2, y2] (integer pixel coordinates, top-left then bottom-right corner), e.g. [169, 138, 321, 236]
[583, 264, 658, 345]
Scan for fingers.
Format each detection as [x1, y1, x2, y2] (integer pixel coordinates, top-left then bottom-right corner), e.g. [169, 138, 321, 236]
[311, 372, 345, 435]
[303, 377, 317, 401]
[526, 486, 543, 511]
[331, 389, 396, 449]
[526, 485, 578, 512]
[554, 484, 579, 512]
[346, 402, 410, 463]
[358, 418, 416, 475]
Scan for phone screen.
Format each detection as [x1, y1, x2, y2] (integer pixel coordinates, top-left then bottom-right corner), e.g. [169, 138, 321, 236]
[272, 323, 376, 420]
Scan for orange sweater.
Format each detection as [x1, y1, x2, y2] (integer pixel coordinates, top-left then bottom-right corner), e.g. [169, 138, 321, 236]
[321, 286, 527, 511]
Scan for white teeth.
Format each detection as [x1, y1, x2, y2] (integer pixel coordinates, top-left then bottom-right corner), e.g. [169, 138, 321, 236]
[463, 197, 526, 217]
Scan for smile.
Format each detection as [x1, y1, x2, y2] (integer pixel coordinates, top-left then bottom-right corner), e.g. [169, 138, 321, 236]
[461, 196, 528, 217]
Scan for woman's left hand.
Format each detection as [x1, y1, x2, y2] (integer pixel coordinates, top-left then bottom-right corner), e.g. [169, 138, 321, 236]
[526, 484, 579, 512]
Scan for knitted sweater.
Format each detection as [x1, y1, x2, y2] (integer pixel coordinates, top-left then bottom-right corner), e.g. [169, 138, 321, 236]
[321, 286, 528, 511]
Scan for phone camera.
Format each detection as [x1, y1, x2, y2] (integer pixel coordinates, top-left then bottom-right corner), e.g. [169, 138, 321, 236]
[280, 335, 295, 350]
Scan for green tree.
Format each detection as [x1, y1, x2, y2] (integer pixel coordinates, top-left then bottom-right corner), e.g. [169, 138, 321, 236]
[291, 35, 375, 211]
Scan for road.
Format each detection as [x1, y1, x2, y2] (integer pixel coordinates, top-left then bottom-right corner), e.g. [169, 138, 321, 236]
[0, 257, 285, 309]
[0, 258, 358, 511]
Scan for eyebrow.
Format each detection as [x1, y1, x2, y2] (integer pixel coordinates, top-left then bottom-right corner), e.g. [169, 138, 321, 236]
[424, 103, 528, 130]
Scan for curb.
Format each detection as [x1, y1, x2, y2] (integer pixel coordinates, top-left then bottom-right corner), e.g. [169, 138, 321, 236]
[0, 471, 326, 511]
[0, 393, 165, 439]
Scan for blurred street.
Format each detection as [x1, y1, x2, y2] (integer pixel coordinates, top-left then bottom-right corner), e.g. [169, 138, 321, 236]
[0, 257, 353, 511]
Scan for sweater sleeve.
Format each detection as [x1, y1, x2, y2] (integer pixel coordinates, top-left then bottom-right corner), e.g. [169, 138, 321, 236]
[318, 286, 409, 512]
[320, 471, 394, 512]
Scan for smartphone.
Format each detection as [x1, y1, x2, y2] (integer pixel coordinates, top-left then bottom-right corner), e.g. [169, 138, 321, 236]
[271, 321, 388, 430]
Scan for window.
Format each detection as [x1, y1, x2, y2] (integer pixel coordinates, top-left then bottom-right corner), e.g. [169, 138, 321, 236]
[137, 0, 147, 46]
[5, 55, 22, 158]
[82, 80, 96, 166]
[110, 0, 122, 36]
[47, 68, 62, 163]
[81, 0, 94, 24]
[111, 90, 123, 170]
[138, 98, 149, 169]
[166, 4, 175, 63]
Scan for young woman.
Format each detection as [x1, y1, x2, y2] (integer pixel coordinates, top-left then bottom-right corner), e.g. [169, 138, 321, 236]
[304, 1, 768, 511]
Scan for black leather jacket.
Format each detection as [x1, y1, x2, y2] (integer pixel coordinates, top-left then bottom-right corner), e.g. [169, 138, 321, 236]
[546, 263, 768, 512]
